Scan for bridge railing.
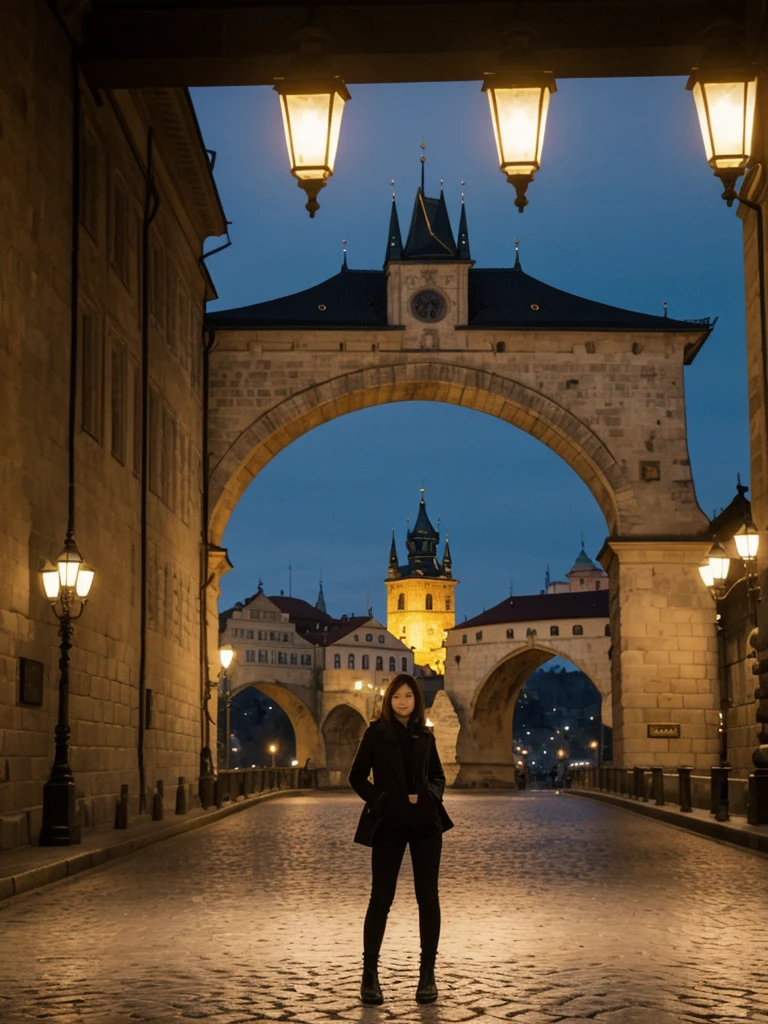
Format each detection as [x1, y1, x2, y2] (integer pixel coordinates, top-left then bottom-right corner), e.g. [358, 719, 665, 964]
[569, 764, 747, 822]
[213, 766, 318, 808]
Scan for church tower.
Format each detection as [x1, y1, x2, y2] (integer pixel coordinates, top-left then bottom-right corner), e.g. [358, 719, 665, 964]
[385, 490, 457, 674]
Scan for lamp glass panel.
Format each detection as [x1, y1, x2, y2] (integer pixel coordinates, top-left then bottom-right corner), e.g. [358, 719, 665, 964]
[734, 527, 759, 559]
[326, 90, 345, 174]
[57, 547, 82, 588]
[42, 569, 60, 599]
[219, 647, 235, 670]
[487, 86, 549, 174]
[709, 552, 731, 581]
[698, 562, 715, 587]
[75, 567, 94, 598]
[280, 92, 335, 178]
[693, 79, 756, 169]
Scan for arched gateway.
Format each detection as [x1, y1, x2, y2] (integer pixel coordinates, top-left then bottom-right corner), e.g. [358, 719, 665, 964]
[207, 187, 719, 771]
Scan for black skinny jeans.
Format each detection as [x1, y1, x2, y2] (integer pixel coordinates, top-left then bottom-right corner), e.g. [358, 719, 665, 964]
[363, 829, 442, 967]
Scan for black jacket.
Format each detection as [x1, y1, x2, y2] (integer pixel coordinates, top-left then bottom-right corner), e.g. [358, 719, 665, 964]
[348, 717, 454, 845]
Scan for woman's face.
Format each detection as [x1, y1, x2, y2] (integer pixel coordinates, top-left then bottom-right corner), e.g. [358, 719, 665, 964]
[391, 684, 415, 720]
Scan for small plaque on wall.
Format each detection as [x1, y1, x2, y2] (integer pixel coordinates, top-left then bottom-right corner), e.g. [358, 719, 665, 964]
[19, 658, 44, 707]
[647, 723, 681, 739]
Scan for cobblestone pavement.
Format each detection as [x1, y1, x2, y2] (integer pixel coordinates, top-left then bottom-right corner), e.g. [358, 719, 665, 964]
[2, 791, 768, 1024]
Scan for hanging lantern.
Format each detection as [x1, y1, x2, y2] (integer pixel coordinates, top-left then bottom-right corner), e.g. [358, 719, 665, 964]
[687, 24, 757, 204]
[274, 23, 350, 218]
[482, 29, 556, 212]
[734, 519, 760, 560]
[707, 541, 731, 582]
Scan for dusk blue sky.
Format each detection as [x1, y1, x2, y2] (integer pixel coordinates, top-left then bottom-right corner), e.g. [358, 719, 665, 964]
[192, 77, 749, 622]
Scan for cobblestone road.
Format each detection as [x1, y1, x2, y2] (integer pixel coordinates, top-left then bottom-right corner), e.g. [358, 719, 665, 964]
[1, 791, 768, 1024]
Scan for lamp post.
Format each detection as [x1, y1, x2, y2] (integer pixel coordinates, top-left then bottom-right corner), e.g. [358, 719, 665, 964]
[269, 742, 278, 769]
[274, 21, 350, 218]
[39, 534, 95, 846]
[482, 27, 556, 213]
[219, 645, 235, 771]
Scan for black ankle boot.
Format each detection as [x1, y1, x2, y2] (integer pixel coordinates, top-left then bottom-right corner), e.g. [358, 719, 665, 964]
[415, 960, 437, 1004]
[360, 965, 383, 1005]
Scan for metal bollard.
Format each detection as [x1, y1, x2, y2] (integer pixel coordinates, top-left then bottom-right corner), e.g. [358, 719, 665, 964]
[175, 776, 187, 815]
[711, 765, 732, 822]
[114, 784, 129, 829]
[633, 765, 645, 800]
[213, 776, 223, 809]
[677, 766, 693, 812]
[651, 766, 665, 806]
[152, 780, 164, 821]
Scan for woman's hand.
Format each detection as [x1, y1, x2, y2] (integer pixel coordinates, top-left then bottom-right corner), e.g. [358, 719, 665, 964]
[408, 793, 418, 804]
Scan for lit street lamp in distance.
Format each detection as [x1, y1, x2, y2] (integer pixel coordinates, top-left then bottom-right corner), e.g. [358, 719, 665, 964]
[268, 742, 278, 769]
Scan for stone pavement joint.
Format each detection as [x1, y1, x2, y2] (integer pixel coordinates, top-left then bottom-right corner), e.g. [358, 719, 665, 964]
[1, 791, 768, 1024]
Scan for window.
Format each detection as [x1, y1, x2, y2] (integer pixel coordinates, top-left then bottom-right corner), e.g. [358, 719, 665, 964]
[550, 625, 560, 637]
[348, 654, 355, 669]
[496, 341, 506, 353]
[425, 594, 433, 610]
[258, 650, 268, 663]
[300, 654, 312, 666]
[397, 593, 405, 610]
[573, 625, 584, 636]
[376, 656, 383, 671]
[81, 309, 103, 441]
[365, 633, 373, 642]
[506, 628, 514, 639]
[132, 365, 141, 475]
[149, 242, 165, 330]
[445, 597, 451, 611]
[334, 654, 341, 669]
[290, 653, 297, 665]
[580, 578, 584, 585]
[475, 631, 483, 641]
[461, 635, 467, 644]
[148, 385, 162, 496]
[389, 657, 396, 671]
[362, 655, 369, 670]
[378, 635, 385, 643]
[604, 624, 611, 636]
[246, 629, 253, 639]
[283, 633, 289, 642]
[595, 580, 601, 590]
[401, 657, 407, 671]
[250, 610, 259, 619]
[110, 338, 127, 463]
[354, 634, 359, 642]
[269, 632, 276, 641]
[246, 649, 255, 663]
[277, 652, 287, 665]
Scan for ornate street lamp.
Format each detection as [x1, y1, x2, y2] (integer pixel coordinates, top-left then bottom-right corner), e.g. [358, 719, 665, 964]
[699, 529, 760, 601]
[482, 28, 557, 213]
[219, 645, 235, 771]
[687, 23, 757, 206]
[268, 742, 278, 769]
[39, 533, 94, 846]
[274, 21, 350, 218]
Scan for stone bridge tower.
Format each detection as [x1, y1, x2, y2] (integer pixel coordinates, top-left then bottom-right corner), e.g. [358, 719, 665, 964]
[386, 490, 457, 673]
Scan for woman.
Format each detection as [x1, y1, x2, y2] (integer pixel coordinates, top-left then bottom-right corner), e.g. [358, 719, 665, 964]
[349, 673, 453, 1006]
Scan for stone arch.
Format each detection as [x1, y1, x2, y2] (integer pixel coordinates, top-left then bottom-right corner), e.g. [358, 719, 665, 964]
[230, 680, 321, 766]
[209, 361, 638, 545]
[455, 644, 608, 784]
[321, 703, 368, 775]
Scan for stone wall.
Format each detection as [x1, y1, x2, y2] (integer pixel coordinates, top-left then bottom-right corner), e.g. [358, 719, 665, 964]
[0, 0, 225, 846]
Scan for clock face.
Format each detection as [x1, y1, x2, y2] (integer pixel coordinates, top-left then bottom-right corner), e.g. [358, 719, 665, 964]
[410, 289, 447, 323]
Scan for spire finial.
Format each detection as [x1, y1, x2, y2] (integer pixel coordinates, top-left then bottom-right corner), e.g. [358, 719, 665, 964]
[461, 179, 465, 204]
[390, 177, 396, 200]
[581, 531, 585, 550]
[440, 176, 444, 194]
[514, 237, 521, 270]
[420, 138, 426, 193]
[342, 237, 348, 270]
[662, 300, 668, 318]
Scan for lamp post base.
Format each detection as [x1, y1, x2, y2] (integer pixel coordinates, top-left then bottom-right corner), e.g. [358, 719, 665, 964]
[39, 775, 81, 846]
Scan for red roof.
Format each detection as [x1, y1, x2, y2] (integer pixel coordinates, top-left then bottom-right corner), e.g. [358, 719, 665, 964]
[456, 590, 609, 629]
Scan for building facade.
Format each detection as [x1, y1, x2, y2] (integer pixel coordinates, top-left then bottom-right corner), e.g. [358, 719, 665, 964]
[385, 492, 457, 673]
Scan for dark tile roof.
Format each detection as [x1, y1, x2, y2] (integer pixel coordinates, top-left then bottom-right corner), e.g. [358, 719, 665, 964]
[323, 616, 375, 645]
[206, 269, 390, 330]
[402, 190, 459, 260]
[456, 589, 609, 629]
[269, 595, 335, 628]
[467, 267, 711, 340]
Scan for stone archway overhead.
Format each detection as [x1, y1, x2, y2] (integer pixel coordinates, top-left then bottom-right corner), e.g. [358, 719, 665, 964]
[207, 186, 711, 546]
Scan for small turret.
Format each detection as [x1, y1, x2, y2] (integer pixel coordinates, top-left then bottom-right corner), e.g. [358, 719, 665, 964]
[388, 530, 401, 579]
[442, 534, 453, 578]
[315, 579, 327, 614]
[384, 192, 403, 265]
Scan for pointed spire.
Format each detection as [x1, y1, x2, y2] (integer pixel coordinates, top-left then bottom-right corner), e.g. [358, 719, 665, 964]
[513, 237, 522, 271]
[315, 578, 327, 614]
[458, 185, 471, 260]
[388, 528, 401, 579]
[420, 139, 426, 193]
[442, 532, 453, 578]
[341, 238, 348, 271]
[384, 184, 403, 265]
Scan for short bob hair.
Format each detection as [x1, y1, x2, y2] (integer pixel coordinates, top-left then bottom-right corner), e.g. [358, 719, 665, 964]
[379, 673, 427, 731]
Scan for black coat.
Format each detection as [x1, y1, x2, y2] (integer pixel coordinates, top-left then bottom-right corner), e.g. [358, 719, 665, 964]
[348, 717, 454, 846]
